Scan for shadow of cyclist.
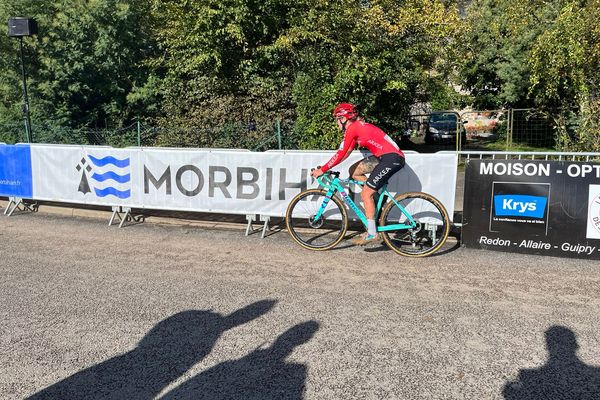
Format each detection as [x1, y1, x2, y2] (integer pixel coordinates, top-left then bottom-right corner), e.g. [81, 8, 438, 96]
[28, 300, 276, 400]
[503, 326, 600, 400]
[161, 320, 319, 400]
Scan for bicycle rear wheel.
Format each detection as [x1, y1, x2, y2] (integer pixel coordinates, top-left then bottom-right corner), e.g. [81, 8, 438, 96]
[285, 189, 348, 250]
[379, 192, 450, 257]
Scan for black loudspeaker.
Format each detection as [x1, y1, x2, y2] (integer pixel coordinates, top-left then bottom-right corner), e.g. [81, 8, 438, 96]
[8, 17, 38, 37]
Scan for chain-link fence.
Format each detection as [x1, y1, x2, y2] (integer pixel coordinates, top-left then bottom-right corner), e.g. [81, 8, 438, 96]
[508, 109, 556, 150]
[0, 122, 142, 147]
[0, 120, 298, 151]
[461, 110, 508, 151]
[0, 109, 590, 152]
[405, 108, 562, 152]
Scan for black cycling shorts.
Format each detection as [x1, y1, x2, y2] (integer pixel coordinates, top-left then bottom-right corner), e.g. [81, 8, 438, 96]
[365, 153, 405, 191]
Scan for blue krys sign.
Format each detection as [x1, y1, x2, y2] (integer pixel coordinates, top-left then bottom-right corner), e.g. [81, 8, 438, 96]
[494, 194, 547, 218]
[0, 145, 33, 198]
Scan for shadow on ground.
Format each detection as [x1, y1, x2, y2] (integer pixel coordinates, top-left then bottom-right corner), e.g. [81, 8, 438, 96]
[161, 321, 319, 400]
[28, 300, 315, 400]
[503, 326, 600, 400]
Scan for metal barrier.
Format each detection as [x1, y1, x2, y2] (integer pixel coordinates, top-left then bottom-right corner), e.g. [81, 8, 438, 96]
[455, 151, 600, 162]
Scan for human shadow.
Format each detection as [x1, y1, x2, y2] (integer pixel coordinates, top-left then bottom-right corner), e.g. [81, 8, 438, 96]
[503, 326, 600, 400]
[161, 320, 320, 400]
[28, 300, 276, 400]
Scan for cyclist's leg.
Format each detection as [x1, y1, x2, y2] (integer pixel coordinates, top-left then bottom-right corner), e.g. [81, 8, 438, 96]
[348, 155, 379, 182]
[364, 153, 406, 217]
[347, 157, 381, 245]
[348, 155, 380, 217]
[353, 153, 405, 245]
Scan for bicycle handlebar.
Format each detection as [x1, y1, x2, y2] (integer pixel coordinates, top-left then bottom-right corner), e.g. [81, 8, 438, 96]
[314, 170, 341, 188]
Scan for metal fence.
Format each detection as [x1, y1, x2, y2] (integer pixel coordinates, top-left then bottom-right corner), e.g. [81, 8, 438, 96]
[405, 108, 559, 152]
[456, 150, 600, 163]
[0, 108, 585, 152]
[0, 120, 296, 151]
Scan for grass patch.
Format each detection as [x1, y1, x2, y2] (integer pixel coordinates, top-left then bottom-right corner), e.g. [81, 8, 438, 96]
[482, 141, 556, 153]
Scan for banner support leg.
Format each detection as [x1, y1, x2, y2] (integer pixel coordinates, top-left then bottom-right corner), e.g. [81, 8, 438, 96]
[7, 198, 20, 217]
[260, 216, 270, 239]
[109, 206, 121, 226]
[119, 208, 132, 228]
[246, 214, 258, 236]
[109, 206, 144, 228]
[5, 197, 38, 217]
[4, 197, 16, 215]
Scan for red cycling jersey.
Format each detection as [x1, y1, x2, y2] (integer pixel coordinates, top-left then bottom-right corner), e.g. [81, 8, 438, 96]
[321, 120, 404, 172]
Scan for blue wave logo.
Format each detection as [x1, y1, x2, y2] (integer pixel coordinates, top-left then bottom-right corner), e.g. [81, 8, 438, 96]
[93, 187, 131, 198]
[88, 155, 130, 168]
[91, 171, 130, 183]
[76, 154, 131, 199]
[494, 194, 547, 218]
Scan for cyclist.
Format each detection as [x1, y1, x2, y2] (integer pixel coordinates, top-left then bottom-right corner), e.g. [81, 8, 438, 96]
[311, 103, 405, 245]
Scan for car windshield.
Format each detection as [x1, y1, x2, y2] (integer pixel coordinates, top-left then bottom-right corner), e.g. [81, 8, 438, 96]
[430, 113, 457, 123]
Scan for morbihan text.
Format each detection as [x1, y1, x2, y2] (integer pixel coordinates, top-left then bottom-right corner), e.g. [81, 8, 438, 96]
[143, 165, 308, 200]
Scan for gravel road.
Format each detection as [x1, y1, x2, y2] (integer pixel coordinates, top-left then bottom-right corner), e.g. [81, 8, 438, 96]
[1, 210, 599, 399]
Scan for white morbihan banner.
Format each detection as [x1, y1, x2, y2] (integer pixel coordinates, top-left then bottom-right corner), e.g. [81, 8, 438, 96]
[30, 145, 458, 220]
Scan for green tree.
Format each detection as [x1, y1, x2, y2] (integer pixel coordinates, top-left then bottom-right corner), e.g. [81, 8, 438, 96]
[459, 0, 549, 108]
[149, 0, 297, 147]
[528, 0, 600, 150]
[0, 0, 158, 135]
[152, 0, 462, 149]
[460, 0, 599, 150]
[289, 0, 462, 149]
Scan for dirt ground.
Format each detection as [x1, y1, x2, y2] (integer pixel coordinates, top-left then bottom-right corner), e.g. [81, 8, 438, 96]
[1, 208, 599, 399]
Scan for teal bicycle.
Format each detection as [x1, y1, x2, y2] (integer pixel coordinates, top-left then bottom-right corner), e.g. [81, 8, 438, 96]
[285, 171, 450, 257]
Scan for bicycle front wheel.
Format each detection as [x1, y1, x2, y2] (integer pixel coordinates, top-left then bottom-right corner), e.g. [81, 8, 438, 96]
[285, 189, 348, 251]
[379, 192, 450, 257]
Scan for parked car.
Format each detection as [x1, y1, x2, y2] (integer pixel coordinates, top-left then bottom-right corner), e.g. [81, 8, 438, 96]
[424, 112, 467, 145]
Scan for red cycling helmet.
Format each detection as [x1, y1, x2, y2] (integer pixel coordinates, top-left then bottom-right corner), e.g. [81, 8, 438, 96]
[332, 103, 358, 120]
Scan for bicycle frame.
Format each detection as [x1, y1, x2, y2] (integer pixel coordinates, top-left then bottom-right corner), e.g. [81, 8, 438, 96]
[313, 173, 418, 232]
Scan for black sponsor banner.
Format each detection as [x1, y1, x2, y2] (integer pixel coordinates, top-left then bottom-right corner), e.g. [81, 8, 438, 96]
[463, 159, 600, 259]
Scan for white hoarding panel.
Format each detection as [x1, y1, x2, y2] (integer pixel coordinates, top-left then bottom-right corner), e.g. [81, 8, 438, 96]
[31, 145, 142, 207]
[28, 145, 457, 220]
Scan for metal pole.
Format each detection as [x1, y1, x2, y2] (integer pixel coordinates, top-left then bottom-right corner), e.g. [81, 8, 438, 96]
[19, 37, 33, 143]
[276, 119, 282, 150]
[509, 109, 515, 149]
[137, 119, 141, 146]
[506, 109, 511, 151]
[456, 113, 460, 152]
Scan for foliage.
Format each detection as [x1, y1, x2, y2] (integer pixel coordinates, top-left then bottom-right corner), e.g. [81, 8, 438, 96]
[148, 0, 296, 146]
[460, 0, 546, 108]
[527, 0, 600, 151]
[461, 0, 599, 151]
[0, 0, 158, 129]
[150, 0, 462, 149]
[1, 0, 597, 151]
[281, 0, 463, 149]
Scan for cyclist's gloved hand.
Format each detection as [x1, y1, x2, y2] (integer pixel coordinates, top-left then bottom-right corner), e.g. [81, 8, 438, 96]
[311, 167, 324, 178]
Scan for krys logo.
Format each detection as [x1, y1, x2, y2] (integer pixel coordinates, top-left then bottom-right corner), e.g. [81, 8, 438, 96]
[76, 155, 131, 199]
[494, 194, 547, 218]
